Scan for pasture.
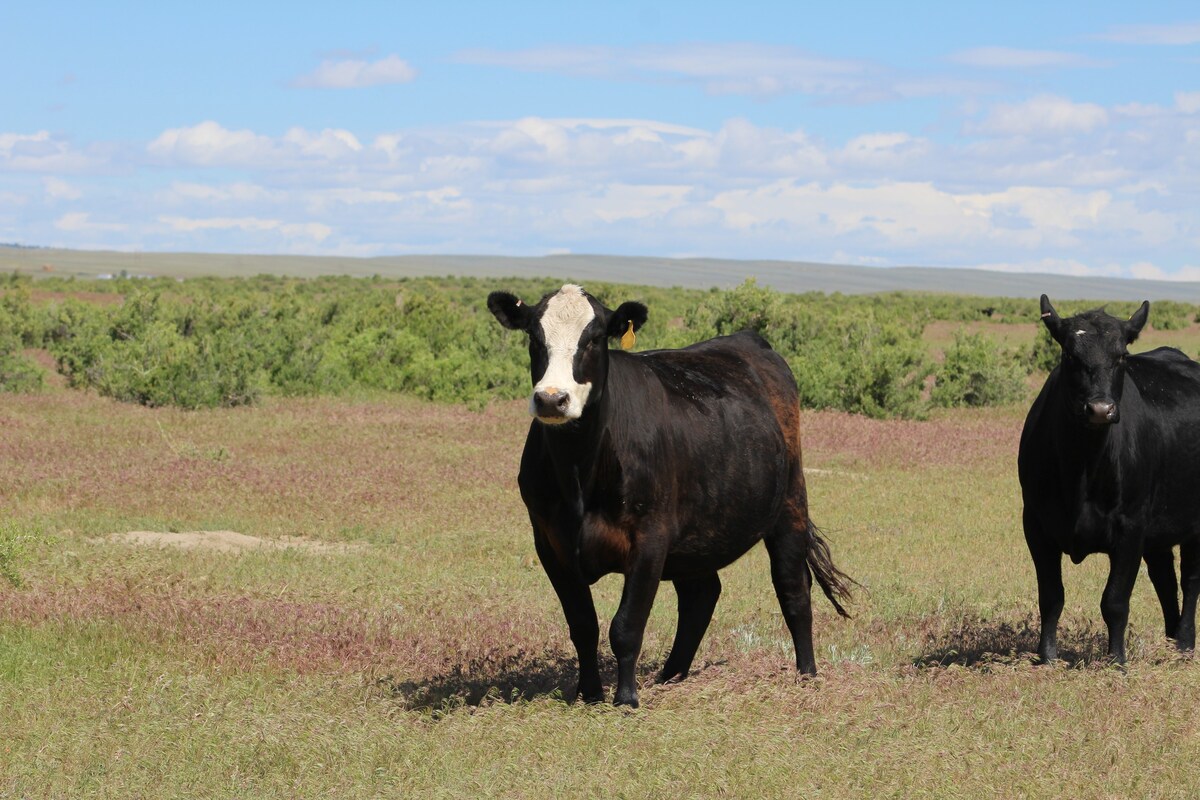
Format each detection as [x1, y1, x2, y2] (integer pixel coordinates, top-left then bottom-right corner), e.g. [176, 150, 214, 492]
[5, 388, 1200, 797]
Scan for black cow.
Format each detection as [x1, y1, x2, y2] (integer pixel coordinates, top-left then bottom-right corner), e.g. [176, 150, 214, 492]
[1019, 294, 1200, 664]
[488, 284, 853, 707]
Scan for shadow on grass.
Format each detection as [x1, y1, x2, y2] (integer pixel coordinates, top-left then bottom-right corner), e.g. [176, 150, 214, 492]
[914, 615, 1112, 668]
[375, 650, 629, 711]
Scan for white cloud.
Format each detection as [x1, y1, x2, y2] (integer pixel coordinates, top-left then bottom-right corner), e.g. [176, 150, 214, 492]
[12, 111, 1200, 273]
[161, 181, 280, 204]
[147, 122, 369, 167]
[148, 121, 274, 166]
[0, 131, 93, 172]
[43, 177, 82, 200]
[969, 94, 1109, 136]
[974, 258, 1125, 278]
[707, 179, 1175, 257]
[0, 131, 49, 156]
[158, 215, 331, 241]
[838, 132, 930, 169]
[293, 55, 417, 88]
[1113, 102, 1168, 118]
[1095, 22, 1200, 45]
[457, 43, 941, 101]
[948, 47, 1106, 69]
[577, 184, 693, 224]
[55, 212, 126, 233]
[282, 127, 363, 157]
[1177, 92, 1200, 114]
[1128, 262, 1200, 282]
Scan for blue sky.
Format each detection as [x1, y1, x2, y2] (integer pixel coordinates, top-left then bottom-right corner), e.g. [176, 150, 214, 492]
[2, 1, 1198, 278]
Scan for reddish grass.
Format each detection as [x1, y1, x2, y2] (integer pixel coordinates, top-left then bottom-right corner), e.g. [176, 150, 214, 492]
[801, 408, 1021, 471]
[0, 580, 561, 682]
[0, 391, 526, 534]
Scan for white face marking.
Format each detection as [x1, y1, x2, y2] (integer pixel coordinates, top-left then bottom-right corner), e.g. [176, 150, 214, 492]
[532, 284, 595, 423]
[1075, 330, 1087, 336]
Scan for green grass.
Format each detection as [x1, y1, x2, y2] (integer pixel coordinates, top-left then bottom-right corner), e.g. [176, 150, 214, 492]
[5, 388, 1200, 797]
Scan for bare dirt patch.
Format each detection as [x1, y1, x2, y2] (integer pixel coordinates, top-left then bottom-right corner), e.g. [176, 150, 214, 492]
[104, 530, 358, 554]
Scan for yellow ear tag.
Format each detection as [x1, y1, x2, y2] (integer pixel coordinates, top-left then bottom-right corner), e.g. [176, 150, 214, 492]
[620, 320, 636, 351]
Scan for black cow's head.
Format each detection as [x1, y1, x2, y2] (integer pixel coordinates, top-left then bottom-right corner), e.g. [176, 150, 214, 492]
[488, 284, 648, 424]
[1040, 294, 1149, 427]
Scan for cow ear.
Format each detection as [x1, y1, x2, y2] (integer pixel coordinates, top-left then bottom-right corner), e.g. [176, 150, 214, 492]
[607, 301, 648, 339]
[487, 291, 532, 332]
[1125, 301, 1149, 344]
[1040, 294, 1065, 344]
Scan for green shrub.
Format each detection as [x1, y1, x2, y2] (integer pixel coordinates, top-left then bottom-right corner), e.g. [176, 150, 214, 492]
[686, 277, 782, 339]
[33, 273, 1136, 418]
[50, 292, 262, 408]
[1028, 326, 1060, 374]
[932, 330, 1027, 408]
[0, 288, 43, 393]
[789, 317, 930, 419]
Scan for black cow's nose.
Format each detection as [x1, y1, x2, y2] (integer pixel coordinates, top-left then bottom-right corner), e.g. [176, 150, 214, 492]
[1086, 400, 1118, 425]
[534, 389, 570, 417]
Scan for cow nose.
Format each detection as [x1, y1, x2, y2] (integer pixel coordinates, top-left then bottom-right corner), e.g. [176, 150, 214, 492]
[1086, 400, 1118, 425]
[534, 389, 570, 417]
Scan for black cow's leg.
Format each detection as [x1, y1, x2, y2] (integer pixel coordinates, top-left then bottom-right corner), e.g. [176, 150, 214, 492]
[1144, 549, 1181, 641]
[1176, 543, 1200, 651]
[1101, 539, 1144, 664]
[532, 530, 603, 703]
[658, 574, 722, 684]
[765, 527, 817, 675]
[610, 543, 668, 708]
[1023, 511, 1064, 663]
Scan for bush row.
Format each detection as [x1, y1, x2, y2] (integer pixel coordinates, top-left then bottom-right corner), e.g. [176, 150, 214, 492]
[1, 272, 1189, 417]
[0, 284, 44, 393]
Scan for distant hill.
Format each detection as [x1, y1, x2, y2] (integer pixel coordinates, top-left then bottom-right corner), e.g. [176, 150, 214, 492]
[3, 246, 1197, 303]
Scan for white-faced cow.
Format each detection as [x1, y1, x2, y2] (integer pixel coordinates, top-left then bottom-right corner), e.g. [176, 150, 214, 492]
[488, 284, 853, 707]
[1020, 294, 1200, 664]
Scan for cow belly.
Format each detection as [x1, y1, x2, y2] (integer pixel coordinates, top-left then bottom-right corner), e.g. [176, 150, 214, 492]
[1041, 497, 1198, 563]
[1067, 508, 1114, 563]
[576, 514, 771, 582]
[577, 518, 632, 583]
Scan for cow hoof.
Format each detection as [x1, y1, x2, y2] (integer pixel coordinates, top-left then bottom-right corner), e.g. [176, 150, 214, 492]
[613, 691, 640, 709]
[657, 669, 687, 685]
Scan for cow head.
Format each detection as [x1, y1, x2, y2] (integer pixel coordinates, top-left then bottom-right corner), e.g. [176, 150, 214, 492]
[1040, 294, 1149, 427]
[488, 284, 648, 424]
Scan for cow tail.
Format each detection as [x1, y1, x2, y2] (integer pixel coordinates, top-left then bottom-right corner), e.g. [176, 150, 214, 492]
[806, 521, 854, 618]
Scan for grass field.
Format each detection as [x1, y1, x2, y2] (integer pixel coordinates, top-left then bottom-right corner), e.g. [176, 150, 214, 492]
[5, 370, 1200, 797]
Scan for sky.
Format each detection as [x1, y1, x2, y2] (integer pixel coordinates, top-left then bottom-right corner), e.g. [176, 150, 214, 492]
[2, 1, 1198, 279]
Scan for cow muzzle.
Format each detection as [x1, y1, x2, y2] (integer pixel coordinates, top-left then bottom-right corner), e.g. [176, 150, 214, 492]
[1085, 400, 1119, 426]
[532, 387, 572, 423]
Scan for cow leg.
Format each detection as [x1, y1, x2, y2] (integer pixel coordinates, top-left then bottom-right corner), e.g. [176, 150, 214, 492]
[1023, 511, 1064, 663]
[1143, 549, 1181, 641]
[1176, 543, 1200, 651]
[532, 530, 603, 703]
[765, 527, 817, 675]
[1101, 539, 1144, 664]
[610, 542, 668, 708]
[658, 574, 722, 684]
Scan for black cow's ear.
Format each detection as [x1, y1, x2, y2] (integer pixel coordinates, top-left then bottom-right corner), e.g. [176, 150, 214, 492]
[607, 301, 648, 338]
[1125, 300, 1149, 344]
[1040, 294, 1064, 344]
[487, 291, 532, 331]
